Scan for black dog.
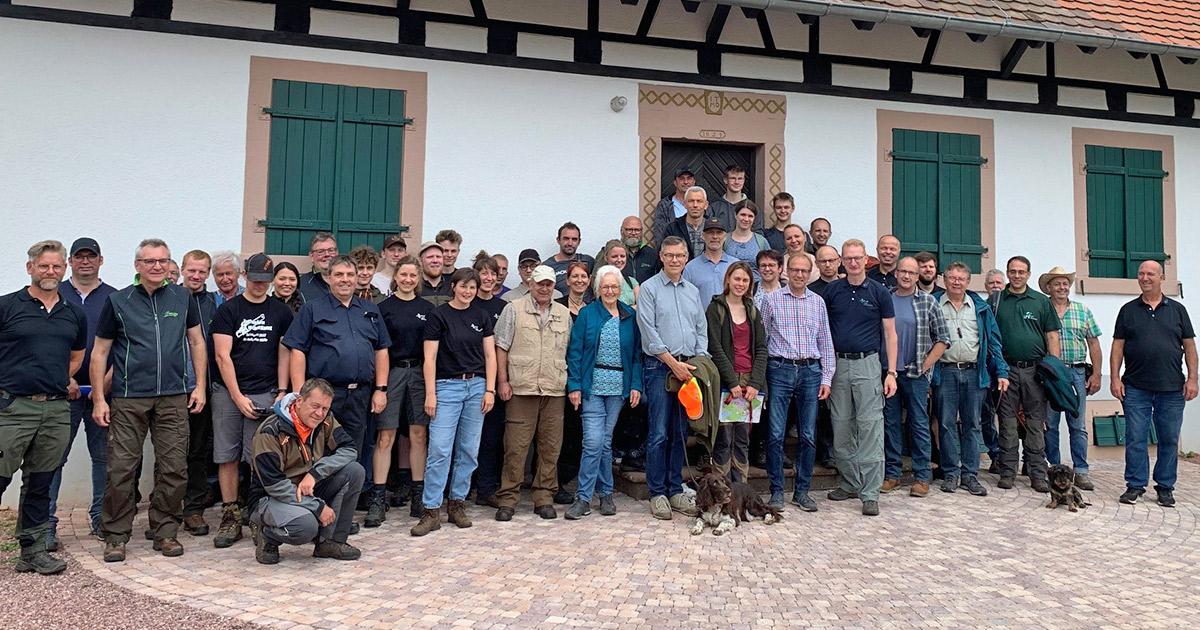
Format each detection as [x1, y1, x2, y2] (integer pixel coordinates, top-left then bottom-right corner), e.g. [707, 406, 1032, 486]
[1045, 464, 1089, 512]
[729, 481, 784, 525]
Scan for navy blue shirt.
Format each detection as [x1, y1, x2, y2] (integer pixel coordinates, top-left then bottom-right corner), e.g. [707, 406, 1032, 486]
[867, 266, 898, 289]
[822, 277, 895, 353]
[59, 279, 118, 386]
[0, 289, 87, 396]
[1114, 296, 1195, 392]
[297, 271, 331, 303]
[282, 292, 391, 385]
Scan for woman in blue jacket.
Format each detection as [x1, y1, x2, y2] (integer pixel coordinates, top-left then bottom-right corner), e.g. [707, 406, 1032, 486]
[564, 265, 643, 520]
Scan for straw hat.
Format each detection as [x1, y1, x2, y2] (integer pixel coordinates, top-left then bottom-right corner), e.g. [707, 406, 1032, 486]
[1038, 266, 1076, 294]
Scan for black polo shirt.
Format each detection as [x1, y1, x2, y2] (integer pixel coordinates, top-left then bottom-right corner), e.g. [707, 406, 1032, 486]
[867, 266, 898, 289]
[1114, 295, 1195, 392]
[822, 277, 895, 353]
[0, 289, 87, 396]
[282, 292, 391, 386]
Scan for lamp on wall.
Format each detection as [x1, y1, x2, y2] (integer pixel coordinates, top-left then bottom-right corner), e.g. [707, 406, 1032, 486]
[611, 96, 628, 112]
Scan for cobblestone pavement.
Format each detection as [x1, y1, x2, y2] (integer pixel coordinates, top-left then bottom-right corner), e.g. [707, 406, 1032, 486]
[54, 461, 1198, 629]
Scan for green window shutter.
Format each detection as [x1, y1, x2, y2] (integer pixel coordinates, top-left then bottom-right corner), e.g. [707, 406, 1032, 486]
[891, 129, 985, 272]
[262, 80, 410, 255]
[1084, 145, 1167, 279]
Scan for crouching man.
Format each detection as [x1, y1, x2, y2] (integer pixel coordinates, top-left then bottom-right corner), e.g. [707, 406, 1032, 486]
[248, 378, 364, 564]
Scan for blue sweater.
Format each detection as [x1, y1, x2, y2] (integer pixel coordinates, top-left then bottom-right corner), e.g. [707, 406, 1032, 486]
[566, 300, 643, 398]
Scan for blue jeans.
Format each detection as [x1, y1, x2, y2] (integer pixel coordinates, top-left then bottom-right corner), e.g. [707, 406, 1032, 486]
[977, 390, 1000, 460]
[48, 398, 107, 531]
[936, 366, 983, 480]
[576, 394, 624, 502]
[766, 359, 821, 495]
[1122, 384, 1185, 491]
[643, 357, 687, 498]
[422, 378, 486, 509]
[1046, 367, 1089, 473]
[883, 373, 932, 482]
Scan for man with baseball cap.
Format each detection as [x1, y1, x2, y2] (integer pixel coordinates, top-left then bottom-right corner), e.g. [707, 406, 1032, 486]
[681, 218, 737, 304]
[47, 237, 117, 545]
[418, 241, 451, 307]
[651, 167, 698, 247]
[504, 248, 562, 304]
[372, 235, 407, 296]
[208, 253, 295, 548]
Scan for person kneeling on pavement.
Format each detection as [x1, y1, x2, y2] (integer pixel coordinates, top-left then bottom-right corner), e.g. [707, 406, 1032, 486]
[248, 378, 364, 564]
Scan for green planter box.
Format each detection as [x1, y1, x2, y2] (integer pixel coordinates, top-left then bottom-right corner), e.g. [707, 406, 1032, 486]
[1093, 414, 1157, 447]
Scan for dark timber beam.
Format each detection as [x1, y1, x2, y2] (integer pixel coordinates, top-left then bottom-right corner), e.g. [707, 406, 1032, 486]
[1128, 50, 1148, 60]
[798, 13, 817, 25]
[1000, 40, 1028, 79]
[575, 0, 601, 63]
[808, 15, 820, 54]
[487, 23, 517, 55]
[274, 0, 310, 34]
[921, 30, 941, 66]
[468, 0, 487, 22]
[681, 0, 701, 13]
[966, 33, 987, 43]
[755, 10, 775, 51]
[705, 3, 730, 43]
[852, 20, 875, 31]
[1152, 54, 1168, 89]
[698, 2, 728, 74]
[132, 0, 172, 19]
[636, 0, 660, 38]
[912, 27, 932, 39]
[1106, 88, 1127, 113]
[1175, 96, 1195, 118]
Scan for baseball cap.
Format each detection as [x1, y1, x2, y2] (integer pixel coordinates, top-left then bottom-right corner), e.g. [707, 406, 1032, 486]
[702, 218, 726, 232]
[674, 167, 695, 178]
[382, 234, 407, 250]
[70, 237, 101, 257]
[518, 249, 541, 265]
[244, 253, 274, 282]
[419, 241, 443, 255]
[531, 265, 556, 284]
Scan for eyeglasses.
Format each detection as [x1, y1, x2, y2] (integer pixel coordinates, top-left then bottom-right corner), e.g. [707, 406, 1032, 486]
[896, 270, 919, 277]
[842, 256, 865, 263]
[662, 253, 688, 260]
[310, 247, 338, 256]
[599, 285, 621, 292]
[136, 258, 171, 267]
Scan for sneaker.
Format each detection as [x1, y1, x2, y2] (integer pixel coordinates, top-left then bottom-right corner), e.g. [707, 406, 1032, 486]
[826, 488, 857, 501]
[565, 499, 591, 520]
[364, 487, 389, 528]
[861, 500, 880, 516]
[1156, 488, 1176, 508]
[15, 549, 67, 575]
[152, 537, 185, 557]
[910, 481, 930, 498]
[1119, 487, 1145, 505]
[940, 478, 958, 493]
[649, 495, 672, 520]
[103, 541, 126, 563]
[409, 482, 425, 518]
[446, 500, 472, 528]
[1031, 478, 1050, 493]
[552, 489, 574, 505]
[313, 541, 361, 560]
[213, 504, 243, 549]
[250, 522, 279, 565]
[962, 477, 988, 496]
[767, 491, 785, 510]
[410, 508, 442, 536]
[534, 505, 558, 520]
[183, 514, 209, 537]
[997, 476, 1015, 490]
[668, 492, 699, 517]
[791, 493, 818, 512]
[598, 494, 617, 516]
[495, 506, 515, 521]
[880, 478, 901, 493]
[45, 527, 59, 553]
[1073, 473, 1095, 491]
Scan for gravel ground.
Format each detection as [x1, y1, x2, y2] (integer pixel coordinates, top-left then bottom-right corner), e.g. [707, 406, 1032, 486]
[0, 509, 253, 630]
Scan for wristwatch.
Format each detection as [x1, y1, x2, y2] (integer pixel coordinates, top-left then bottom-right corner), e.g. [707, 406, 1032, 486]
[374, 385, 388, 392]
[887, 370, 898, 378]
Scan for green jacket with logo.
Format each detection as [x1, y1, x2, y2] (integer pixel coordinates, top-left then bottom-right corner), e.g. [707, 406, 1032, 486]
[98, 280, 199, 398]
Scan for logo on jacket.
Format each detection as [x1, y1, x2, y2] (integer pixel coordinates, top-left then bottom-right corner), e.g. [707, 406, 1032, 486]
[1022, 311, 1038, 321]
[163, 310, 179, 318]
[235, 313, 273, 342]
[416, 313, 427, 321]
[470, 323, 484, 333]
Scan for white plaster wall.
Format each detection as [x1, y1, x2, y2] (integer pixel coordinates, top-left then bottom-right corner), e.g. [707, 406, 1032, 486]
[2, 17, 1198, 508]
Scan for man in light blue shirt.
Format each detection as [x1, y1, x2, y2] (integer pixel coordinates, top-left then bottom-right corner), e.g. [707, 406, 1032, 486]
[636, 236, 708, 521]
[682, 219, 738, 306]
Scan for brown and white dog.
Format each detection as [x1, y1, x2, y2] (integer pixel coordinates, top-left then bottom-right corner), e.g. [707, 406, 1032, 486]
[1045, 464, 1089, 512]
[690, 466, 783, 535]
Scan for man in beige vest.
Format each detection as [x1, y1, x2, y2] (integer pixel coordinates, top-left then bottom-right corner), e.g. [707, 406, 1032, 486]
[493, 266, 574, 521]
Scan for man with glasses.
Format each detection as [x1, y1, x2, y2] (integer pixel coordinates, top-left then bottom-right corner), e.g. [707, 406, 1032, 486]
[90, 239, 208, 562]
[299, 232, 338, 302]
[600, 216, 660, 284]
[809, 245, 842, 297]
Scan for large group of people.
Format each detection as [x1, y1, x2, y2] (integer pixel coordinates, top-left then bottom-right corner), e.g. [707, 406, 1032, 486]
[1, 166, 1196, 574]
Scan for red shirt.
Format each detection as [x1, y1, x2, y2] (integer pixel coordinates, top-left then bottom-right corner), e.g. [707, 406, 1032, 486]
[732, 318, 752, 375]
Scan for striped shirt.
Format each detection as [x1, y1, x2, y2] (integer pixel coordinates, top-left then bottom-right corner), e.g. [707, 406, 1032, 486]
[1055, 300, 1102, 365]
[760, 285, 837, 386]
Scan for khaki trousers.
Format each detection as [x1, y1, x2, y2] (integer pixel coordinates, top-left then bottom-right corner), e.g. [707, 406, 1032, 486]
[496, 395, 564, 508]
[101, 395, 189, 543]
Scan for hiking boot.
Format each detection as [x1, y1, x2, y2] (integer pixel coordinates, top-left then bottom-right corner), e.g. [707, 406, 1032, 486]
[997, 476, 1015, 490]
[791, 492, 818, 512]
[553, 489, 574, 505]
[183, 514, 209, 536]
[650, 495, 672, 520]
[1119, 487, 1145, 505]
[669, 492, 699, 517]
[103, 542, 126, 563]
[941, 478, 958, 493]
[988, 459, 1000, 474]
[356, 492, 371, 512]
[598, 494, 617, 516]
[213, 504, 243, 549]
[410, 509, 442, 536]
[826, 488, 857, 501]
[153, 537, 185, 557]
[1031, 477, 1050, 494]
[409, 482, 425, 518]
[880, 478, 901, 493]
[1156, 488, 1176, 508]
[474, 493, 500, 508]
[363, 487, 388, 528]
[861, 500, 880, 516]
[1073, 473, 1095, 491]
[250, 522, 279, 565]
[313, 541, 361, 561]
[495, 506, 515, 521]
[45, 527, 59, 552]
[15, 549, 67, 575]
[565, 499, 591, 520]
[962, 477, 988, 496]
[446, 500, 472, 528]
[143, 528, 154, 541]
[910, 481, 930, 498]
[534, 504, 558, 520]
[767, 491, 785, 511]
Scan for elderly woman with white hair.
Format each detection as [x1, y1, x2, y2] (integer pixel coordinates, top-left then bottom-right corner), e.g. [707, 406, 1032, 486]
[563, 265, 643, 520]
